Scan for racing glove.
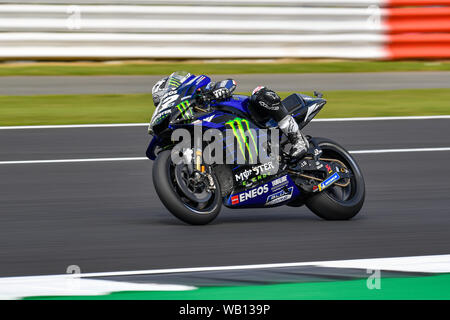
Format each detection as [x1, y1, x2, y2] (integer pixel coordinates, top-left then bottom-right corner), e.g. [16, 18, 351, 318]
[212, 88, 232, 100]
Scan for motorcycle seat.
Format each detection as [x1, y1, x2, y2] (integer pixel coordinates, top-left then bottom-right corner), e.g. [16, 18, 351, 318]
[282, 93, 305, 114]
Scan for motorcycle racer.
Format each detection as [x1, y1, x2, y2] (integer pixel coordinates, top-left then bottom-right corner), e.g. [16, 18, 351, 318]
[148, 71, 365, 225]
[151, 71, 308, 159]
[249, 86, 309, 159]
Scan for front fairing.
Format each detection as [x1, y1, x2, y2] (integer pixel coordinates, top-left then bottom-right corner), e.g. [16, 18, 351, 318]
[148, 75, 211, 135]
[146, 135, 162, 160]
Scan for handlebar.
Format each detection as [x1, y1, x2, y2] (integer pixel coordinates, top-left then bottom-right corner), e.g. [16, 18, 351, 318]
[194, 89, 215, 105]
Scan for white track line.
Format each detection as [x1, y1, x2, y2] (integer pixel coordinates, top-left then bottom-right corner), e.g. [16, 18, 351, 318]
[0, 157, 147, 165]
[313, 115, 450, 122]
[82, 254, 450, 277]
[0, 123, 148, 130]
[1, 147, 449, 165]
[81, 254, 450, 277]
[2, 254, 449, 281]
[350, 147, 450, 154]
[1, 115, 449, 130]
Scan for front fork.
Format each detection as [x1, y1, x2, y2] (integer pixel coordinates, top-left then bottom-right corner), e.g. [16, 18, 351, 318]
[194, 129, 205, 173]
[181, 133, 204, 174]
[183, 146, 215, 191]
[195, 148, 203, 172]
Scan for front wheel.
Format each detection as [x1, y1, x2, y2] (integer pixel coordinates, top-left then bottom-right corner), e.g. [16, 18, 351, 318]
[152, 150, 222, 225]
[305, 138, 365, 220]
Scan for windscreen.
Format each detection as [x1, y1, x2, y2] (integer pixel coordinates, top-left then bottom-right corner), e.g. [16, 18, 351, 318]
[159, 71, 192, 94]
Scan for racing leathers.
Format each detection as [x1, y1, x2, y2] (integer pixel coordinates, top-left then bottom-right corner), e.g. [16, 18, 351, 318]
[210, 81, 309, 159]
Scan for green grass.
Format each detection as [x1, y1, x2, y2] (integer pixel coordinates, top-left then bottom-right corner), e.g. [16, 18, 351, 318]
[1, 60, 450, 76]
[1, 89, 449, 126]
[0, 94, 153, 126]
[24, 273, 450, 300]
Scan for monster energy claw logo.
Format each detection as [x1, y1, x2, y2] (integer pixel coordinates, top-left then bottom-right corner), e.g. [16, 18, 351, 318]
[169, 77, 181, 87]
[226, 117, 258, 162]
[177, 101, 193, 119]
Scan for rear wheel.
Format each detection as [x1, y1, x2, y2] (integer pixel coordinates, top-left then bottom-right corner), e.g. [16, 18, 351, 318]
[305, 138, 365, 220]
[152, 150, 222, 225]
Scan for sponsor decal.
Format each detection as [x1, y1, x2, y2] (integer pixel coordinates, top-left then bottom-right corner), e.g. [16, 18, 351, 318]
[240, 175, 267, 187]
[226, 118, 258, 162]
[195, 76, 205, 84]
[252, 161, 275, 175]
[153, 110, 171, 125]
[176, 100, 192, 119]
[231, 195, 239, 205]
[234, 162, 275, 182]
[262, 101, 280, 111]
[318, 172, 340, 191]
[266, 187, 293, 206]
[202, 115, 215, 122]
[192, 114, 215, 125]
[313, 148, 322, 156]
[300, 160, 308, 168]
[238, 184, 269, 203]
[271, 175, 288, 187]
[169, 77, 182, 87]
[258, 101, 270, 109]
[325, 164, 332, 174]
[235, 169, 252, 182]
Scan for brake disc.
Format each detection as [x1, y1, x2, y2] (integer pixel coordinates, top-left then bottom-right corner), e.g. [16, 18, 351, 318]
[174, 165, 212, 203]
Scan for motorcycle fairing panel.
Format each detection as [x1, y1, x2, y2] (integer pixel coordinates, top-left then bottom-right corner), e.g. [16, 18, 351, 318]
[147, 73, 364, 223]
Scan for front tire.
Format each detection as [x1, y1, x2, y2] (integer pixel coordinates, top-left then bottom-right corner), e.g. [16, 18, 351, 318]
[152, 150, 222, 225]
[305, 138, 365, 220]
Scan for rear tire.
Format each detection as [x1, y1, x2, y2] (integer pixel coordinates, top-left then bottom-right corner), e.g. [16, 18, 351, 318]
[305, 138, 365, 220]
[152, 150, 222, 225]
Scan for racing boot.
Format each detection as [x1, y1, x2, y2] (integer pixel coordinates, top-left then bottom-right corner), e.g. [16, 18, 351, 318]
[278, 115, 309, 159]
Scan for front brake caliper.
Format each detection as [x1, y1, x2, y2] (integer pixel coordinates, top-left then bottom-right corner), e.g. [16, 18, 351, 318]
[206, 173, 216, 190]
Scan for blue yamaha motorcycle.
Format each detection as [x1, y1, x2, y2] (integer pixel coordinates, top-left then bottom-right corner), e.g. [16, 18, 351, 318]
[147, 73, 365, 225]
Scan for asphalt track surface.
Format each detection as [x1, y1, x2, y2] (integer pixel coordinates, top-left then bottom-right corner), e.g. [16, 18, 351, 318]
[1, 119, 450, 277]
[1, 71, 450, 95]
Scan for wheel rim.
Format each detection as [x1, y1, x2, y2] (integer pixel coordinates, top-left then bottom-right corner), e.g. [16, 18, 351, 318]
[168, 161, 220, 214]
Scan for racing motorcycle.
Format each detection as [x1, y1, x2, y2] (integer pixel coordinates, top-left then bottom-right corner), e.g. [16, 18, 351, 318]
[147, 73, 365, 225]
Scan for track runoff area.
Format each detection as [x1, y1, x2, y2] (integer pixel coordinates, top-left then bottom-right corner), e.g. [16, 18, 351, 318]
[0, 115, 449, 299]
